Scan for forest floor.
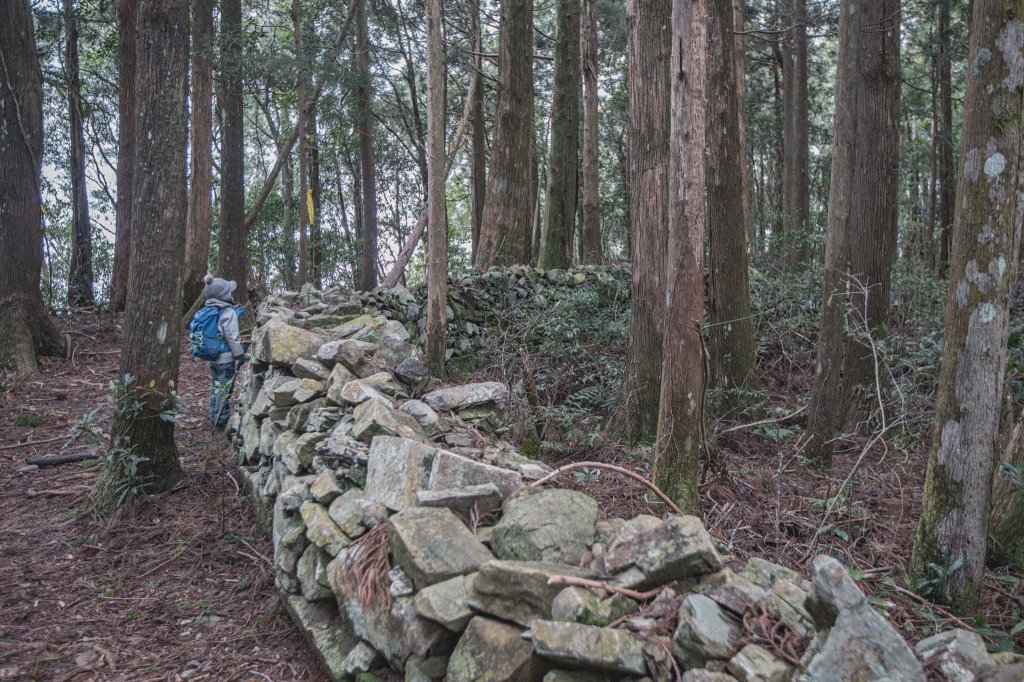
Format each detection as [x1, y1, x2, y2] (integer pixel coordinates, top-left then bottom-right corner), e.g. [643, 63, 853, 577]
[0, 314, 321, 682]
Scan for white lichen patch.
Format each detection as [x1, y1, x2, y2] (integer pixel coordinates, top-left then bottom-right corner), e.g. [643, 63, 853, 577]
[984, 152, 1007, 178]
[972, 47, 993, 76]
[977, 302, 997, 324]
[956, 280, 970, 308]
[964, 148, 982, 182]
[935, 420, 962, 467]
[997, 20, 1024, 91]
[157, 320, 168, 345]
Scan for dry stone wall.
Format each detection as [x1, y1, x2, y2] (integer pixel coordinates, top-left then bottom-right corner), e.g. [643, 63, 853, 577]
[229, 269, 1021, 681]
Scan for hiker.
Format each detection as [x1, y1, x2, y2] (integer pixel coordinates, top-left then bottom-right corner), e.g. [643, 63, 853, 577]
[189, 275, 247, 428]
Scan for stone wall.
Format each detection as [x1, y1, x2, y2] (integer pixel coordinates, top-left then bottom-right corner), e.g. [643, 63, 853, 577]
[229, 270, 1019, 681]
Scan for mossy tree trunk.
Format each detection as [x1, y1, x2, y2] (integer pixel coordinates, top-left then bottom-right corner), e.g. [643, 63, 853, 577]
[0, 0, 66, 376]
[218, 0, 248, 303]
[578, 0, 602, 266]
[605, 0, 671, 443]
[707, 0, 756, 394]
[936, 0, 955, 277]
[294, 0, 310, 287]
[804, 0, 901, 467]
[990, 418, 1024, 571]
[183, 0, 214, 311]
[425, 0, 447, 376]
[654, 0, 708, 513]
[92, 0, 190, 511]
[474, 0, 534, 269]
[65, 0, 95, 308]
[912, 0, 1024, 612]
[469, 0, 486, 263]
[109, 0, 136, 312]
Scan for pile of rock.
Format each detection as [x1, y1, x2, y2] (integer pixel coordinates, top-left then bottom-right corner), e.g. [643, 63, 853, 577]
[232, 279, 1020, 681]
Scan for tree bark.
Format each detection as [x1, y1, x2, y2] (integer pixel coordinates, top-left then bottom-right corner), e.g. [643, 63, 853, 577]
[781, 0, 810, 265]
[605, 0, 671, 443]
[218, 0, 247, 303]
[425, 0, 447, 375]
[926, 45, 938, 271]
[294, 0, 310, 287]
[282, 148, 296, 290]
[309, 107, 322, 288]
[707, 0, 756, 393]
[109, 0, 137, 312]
[0, 0, 66, 375]
[65, 0, 95, 308]
[470, 0, 486, 264]
[474, 0, 534, 268]
[804, 0, 901, 468]
[538, 0, 581, 270]
[183, 0, 214, 311]
[92, 0, 190, 510]
[356, 0, 379, 290]
[912, 0, 1024, 612]
[655, 0, 708, 512]
[937, 0, 955, 277]
[579, 0, 602, 265]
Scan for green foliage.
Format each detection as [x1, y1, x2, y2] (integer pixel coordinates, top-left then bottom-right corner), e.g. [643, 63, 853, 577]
[15, 415, 45, 428]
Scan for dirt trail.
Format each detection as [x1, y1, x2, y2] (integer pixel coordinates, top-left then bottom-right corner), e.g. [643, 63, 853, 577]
[0, 314, 322, 681]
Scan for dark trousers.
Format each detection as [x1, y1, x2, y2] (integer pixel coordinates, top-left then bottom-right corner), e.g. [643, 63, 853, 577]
[208, 359, 237, 427]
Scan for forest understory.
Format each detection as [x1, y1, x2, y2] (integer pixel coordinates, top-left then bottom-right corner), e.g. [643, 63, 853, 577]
[2, 264, 1022, 681]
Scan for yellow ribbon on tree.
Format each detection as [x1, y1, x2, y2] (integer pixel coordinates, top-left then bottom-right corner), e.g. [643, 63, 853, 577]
[306, 188, 315, 224]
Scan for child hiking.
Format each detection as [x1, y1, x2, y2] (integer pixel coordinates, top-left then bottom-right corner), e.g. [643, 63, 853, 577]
[189, 275, 247, 428]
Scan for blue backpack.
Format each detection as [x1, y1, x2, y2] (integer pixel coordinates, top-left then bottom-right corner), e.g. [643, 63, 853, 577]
[189, 305, 245, 361]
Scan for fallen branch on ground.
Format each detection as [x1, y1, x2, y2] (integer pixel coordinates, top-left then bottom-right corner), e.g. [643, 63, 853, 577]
[546, 575, 664, 602]
[27, 451, 98, 467]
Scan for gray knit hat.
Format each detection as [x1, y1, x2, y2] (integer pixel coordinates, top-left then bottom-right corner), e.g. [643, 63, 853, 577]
[203, 274, 237, 302]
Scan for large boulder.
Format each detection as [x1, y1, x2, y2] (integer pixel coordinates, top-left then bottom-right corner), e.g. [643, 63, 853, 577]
[529, 620, 648, 676]
[467, 560, 592, 627]
[672, 594, 741, 667]
[800, 556, 925, 682]
[601, 515, 722, 588]
[252, 319, 325, 367]
[387, 507, 494, 590]
[491, 489, 598, 563]
[364, 437, 436, 511]
[446, 617, 547, 682]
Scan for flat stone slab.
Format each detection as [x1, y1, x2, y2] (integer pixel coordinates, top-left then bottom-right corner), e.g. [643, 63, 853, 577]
[415, 484, 503, 514]
[353, 399, 426, 443]
[387, 507, 493, 590]
[602, 515, 722, 587]
[282, 594, 359, 682]
[428, 450, 522, 497]
[423, 382, 509, 411]
[530, 620, 648, 676]
[727, 643, 792, 682]
[467, 560, 592, 627]
[446, 617, 546, 682]
[253, 319, 325, 367]
[491, 489, 597, 563]
[300, 500, 349, 556]
[673, 594, 740, 667]
[414, 574, 474, 632]
[364, 436, 436, 511]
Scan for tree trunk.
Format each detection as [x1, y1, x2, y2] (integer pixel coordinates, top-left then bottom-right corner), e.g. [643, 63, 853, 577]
[183, 0, 214, 311]
[356, 0, 379, 290]
[912, 0, 1024, 612]
[0, 0, 66, 375]
[605, 0, 671, 443]
[733, 0, 749, 239]
[706, 0, 756, 393]
[538, 0, 581, 270]
[218, 0, 247, 303]
[781, 0, 810, 265]
[294, 0, 310, 287]
[804, 0, 901, 468]
[474, 0, 534, 268]
[926, 46, 938, 270]
[309, 107, 322, 288]
[470, 0, 486, 264]
[282, 150, 296, 290]
[109, 0, 137, 312]
[937, 0, 954, 277]
[655, 0, 708, 512]
[579, 0, 602, 265]
[91, 0, 190, 510]
[425, 0, 447, 375]
[65, 0, 95, 308]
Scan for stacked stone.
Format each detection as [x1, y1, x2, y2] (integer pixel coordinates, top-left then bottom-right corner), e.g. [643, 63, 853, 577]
[232, 279, 1021, 682]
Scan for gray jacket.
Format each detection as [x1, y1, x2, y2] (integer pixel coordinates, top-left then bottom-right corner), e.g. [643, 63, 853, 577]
[205, 299, 244, 363]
